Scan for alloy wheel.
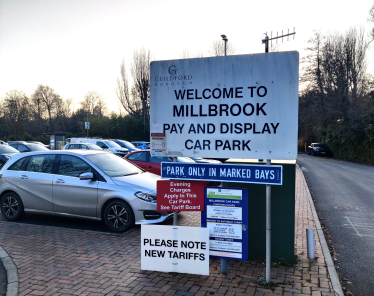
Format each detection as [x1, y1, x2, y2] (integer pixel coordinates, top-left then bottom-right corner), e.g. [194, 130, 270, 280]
[107, 204, 128, 229]
[3, 196, 19, 218]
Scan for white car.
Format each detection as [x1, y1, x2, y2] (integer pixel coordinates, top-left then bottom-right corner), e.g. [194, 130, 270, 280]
[69, 138, 128, 156]
[64, 143, 103, 151]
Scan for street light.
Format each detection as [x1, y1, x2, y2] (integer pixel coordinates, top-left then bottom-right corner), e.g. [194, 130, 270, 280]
[221, 34, 228, 56]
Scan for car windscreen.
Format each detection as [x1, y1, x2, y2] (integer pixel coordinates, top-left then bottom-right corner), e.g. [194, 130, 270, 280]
[86, 153, 143, 177]
[105, 141, 122, 148]
[28, 145, 50, 151]
[0, 145, 19, 153]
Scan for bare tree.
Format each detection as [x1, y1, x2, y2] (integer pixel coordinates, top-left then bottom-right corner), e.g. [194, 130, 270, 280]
[368, 4, 374, 40]
[32, 85, 61, 132]
[116, 59, 142, 117]
[2, 90, 29, 138]
[116, 47, 152, 133]
[93, 96, 108, 117]
[301, 27, 371, 132]
[131, 47, 151, 128]
[180, 47, 204, 59]
[208, 39, 235, 56]
[56, 98, 74, 131]
[80, 91, 99, 114]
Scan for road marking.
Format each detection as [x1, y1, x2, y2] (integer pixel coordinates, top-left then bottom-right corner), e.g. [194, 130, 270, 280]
[344, 216, 374, 238]
[300, 166, 308, 172]
[323, 160, 374, 177]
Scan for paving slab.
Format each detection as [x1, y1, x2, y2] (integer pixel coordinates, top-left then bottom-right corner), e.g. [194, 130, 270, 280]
[0, 165, 342, 295]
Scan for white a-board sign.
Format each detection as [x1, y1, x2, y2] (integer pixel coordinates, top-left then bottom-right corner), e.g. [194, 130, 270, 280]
[150, 51, 299, 160]
[141, 225, 210, 275]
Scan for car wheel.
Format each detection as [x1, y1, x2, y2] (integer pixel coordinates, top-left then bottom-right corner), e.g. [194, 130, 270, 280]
[0, 192, 24, 221]
[103, 200, 134, 232]
[312, 151, 317, 156]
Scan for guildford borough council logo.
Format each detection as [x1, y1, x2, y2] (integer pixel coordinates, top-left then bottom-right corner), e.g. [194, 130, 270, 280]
[154, 65, 192, 86]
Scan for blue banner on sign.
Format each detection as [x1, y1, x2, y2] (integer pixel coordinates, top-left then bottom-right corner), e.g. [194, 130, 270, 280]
[201, 187, 248, 261]
[161, 163, 282, 185]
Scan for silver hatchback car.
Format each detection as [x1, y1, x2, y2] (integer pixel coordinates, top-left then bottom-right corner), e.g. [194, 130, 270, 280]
[0, 150, 172, 232]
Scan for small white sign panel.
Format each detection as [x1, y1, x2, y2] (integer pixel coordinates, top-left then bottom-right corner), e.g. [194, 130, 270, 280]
[150, 52, 299, 160]
[141, 225, 210, 275]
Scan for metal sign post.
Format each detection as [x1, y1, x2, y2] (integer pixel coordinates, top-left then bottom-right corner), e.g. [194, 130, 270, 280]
[266, 159, 272, 283]
[173, 157, 178, 226]
[262, 28, 296, 283]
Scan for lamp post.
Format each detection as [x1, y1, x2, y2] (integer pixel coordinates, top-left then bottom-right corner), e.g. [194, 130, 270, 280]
[221, 34, 228, 56]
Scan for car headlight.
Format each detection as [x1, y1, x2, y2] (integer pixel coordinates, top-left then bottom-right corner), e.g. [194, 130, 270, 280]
[5, 156, 10, 159]
[116, 150, 124, 153]
[135, 191, 157, 203]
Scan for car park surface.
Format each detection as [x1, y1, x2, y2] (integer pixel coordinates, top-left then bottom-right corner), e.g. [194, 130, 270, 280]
[0, 166, 340, 295]
[0, 150, 172, 232]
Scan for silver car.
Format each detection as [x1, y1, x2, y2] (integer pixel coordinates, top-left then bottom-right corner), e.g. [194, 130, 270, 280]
[0, 150, 172, 232]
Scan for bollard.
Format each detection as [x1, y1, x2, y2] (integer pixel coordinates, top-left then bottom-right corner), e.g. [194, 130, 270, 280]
[221, 258, 227, 274]
[306, 228, 315, 259]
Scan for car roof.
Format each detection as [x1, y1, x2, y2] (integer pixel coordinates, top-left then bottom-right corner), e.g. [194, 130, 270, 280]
[8, 141, 27, 144]
[5, 149, 109, 160]
[69, 142, 96, 145]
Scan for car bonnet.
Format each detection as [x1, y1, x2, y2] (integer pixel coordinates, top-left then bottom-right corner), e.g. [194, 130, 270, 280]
[111, 171, 159, 193]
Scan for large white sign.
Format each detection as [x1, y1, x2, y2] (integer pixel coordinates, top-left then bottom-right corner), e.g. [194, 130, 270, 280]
[150, 52, 299, 160]
[141, 225, 210, 275]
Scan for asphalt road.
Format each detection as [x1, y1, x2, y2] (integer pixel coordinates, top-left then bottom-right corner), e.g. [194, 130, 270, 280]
[297, 153, 374, 296]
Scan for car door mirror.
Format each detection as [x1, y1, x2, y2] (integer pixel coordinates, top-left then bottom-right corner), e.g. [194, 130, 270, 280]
[80, 172, 93, 180]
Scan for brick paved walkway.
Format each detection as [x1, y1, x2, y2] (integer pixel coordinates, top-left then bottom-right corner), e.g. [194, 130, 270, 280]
[0, 166, 338, 295]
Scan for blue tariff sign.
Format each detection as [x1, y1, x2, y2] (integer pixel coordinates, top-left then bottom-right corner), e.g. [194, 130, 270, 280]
[161, 162, 282, 185]
[201, 187, 248, 261]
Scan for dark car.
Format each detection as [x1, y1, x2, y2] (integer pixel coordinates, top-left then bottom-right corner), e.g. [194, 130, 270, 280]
[131, 141, 150, 150]
[26, 141, 49, 148]
[0, 144, 19, 169]
[9, 142, 50, 153]
[307, 143, 332, 156]
[112, 140, 141, 153]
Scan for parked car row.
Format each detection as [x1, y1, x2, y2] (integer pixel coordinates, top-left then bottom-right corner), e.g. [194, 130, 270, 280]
[0, 138, 224, 233]
[0, 150, 173, 232]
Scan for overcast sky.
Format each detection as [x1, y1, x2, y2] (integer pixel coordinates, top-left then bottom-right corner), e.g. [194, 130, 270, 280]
[1, 0, 373, 112]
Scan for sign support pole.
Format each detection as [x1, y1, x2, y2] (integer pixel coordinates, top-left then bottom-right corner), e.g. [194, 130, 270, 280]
[266, 159, 272, 283]
[221, 181, 228, 274]
[173, 157, 178, 226]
